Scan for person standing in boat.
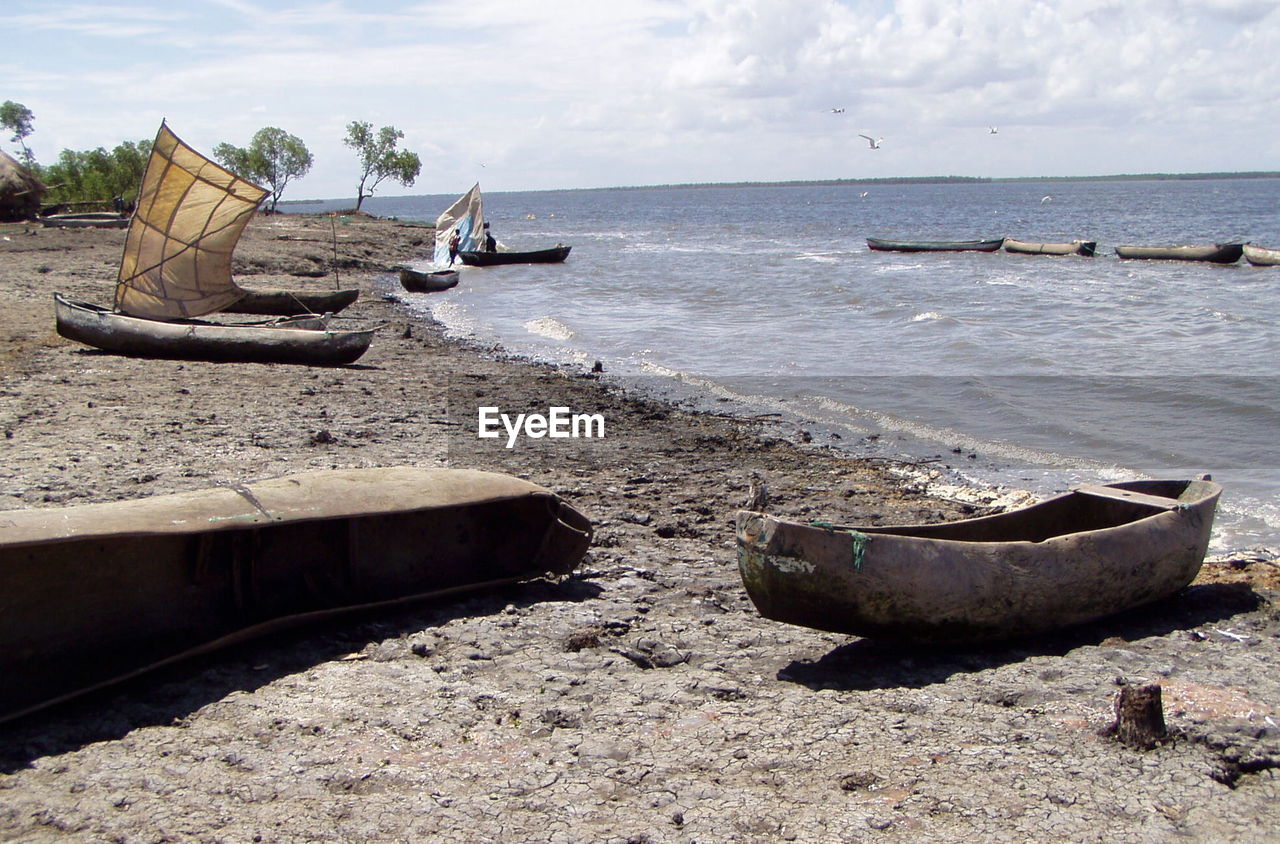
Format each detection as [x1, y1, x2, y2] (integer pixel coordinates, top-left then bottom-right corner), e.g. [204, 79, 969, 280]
[448, 227, 462, 264]
[482, 221, 497, 253]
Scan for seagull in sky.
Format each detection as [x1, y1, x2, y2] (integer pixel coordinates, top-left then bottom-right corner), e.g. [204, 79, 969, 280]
[989, 126, 998, 134]
[859, 134, 883, 149]
[830, 107, 845, 113]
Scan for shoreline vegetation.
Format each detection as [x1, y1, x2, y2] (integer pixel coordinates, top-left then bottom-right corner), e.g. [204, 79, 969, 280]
[279, 170, 1280, 205]
[2, 215, 1279, 840]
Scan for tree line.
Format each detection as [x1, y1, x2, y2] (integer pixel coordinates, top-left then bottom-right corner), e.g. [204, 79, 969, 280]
[2, 100, 420, 212]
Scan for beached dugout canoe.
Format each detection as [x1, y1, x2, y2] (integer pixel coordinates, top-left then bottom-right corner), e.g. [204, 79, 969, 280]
[736, 478, 1220, 644]
[458, 245, 571, 266]
[399, 266, 461, 292]
[0, 466, 593, 722]
[1242, 244, 1280, 267]
[1004, 238, 1097, 257]
[36, 211, 130, 229]
[55, 293, 376, 366]
[1114, 243, 1244, 263]
[866, 237, 1004, 253]
[223, 287, 360, 316]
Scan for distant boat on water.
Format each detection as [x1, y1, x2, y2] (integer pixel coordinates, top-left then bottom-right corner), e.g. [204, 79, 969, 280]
[1004, 238, 1097, 257]
[1242, 244, 1280, 267]
[1114, 242, 1244, 263]
[867, 237, 1004, 253]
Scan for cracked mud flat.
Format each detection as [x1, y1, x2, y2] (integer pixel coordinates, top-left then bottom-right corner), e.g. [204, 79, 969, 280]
[1, 216, 1278, 842]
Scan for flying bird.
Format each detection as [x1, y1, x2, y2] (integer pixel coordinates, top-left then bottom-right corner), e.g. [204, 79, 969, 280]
[830, 107, 845, 113]
[1041, 195, 1053, 203]
[859, 134, 883, 149]
[989, 126, 998, 134]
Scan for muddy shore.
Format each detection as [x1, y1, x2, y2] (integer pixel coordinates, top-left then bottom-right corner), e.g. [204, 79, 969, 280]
[1, 215, 1278, 842]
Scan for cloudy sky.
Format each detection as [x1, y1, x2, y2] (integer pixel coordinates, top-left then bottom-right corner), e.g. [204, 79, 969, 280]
[5, 0, 1278, 200]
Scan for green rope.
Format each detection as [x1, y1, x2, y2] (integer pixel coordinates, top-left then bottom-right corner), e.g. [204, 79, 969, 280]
[809, 521, 868, 571]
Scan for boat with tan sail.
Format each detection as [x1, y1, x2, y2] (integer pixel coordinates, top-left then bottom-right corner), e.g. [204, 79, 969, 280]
[54, 123, 376, 364]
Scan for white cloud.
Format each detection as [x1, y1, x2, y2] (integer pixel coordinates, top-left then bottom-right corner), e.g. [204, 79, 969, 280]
[3, 0, 1276, 197]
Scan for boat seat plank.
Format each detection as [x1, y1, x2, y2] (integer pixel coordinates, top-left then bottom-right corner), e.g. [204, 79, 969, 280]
[1072, 484, 1180, 510]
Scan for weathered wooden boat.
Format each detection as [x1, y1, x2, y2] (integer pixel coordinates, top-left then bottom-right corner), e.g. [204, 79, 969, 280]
[1004, 238, 1096, 257]
[1114, 243, 1244, 263]
[37, 211, 129, 229]
[736, 478, 1221, 644]
[0, 466, 593, 722]
[223, 287, 360, 316]
[55, 293, 375, 366]
[399, 266, 461, 292]
[52, 122, 379, 364]
[867, 237, 1004, 253]
[459, 245, 571, 266]
[1242, 244, 1280, 267]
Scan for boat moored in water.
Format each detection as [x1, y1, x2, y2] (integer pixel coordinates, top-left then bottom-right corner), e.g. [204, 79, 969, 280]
[1004, 238, 1097, 257]
[399, 266, 461, 292]
[459, 245, 572, 266]
[1114, 242, 1244, 263]
[867, 237, 1004, 253]
[1242, 244, 1280, 267]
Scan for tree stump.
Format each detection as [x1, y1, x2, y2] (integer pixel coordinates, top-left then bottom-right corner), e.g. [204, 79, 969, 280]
[1110, 683, 1167, 750]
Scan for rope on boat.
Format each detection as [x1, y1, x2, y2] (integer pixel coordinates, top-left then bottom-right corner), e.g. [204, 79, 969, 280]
[810, 520, 869, 572]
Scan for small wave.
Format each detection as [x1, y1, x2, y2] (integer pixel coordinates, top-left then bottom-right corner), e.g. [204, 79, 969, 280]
[911, 311, 946, 322]
[524, 316, 575, 341]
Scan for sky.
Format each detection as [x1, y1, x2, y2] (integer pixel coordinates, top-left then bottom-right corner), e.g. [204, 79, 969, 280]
[4, 0, 1279, 201]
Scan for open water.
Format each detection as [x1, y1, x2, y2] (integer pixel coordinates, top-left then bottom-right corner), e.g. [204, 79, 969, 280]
[291, 179, 1280, 551]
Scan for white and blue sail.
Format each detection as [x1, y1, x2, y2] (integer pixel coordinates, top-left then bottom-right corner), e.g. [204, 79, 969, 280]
[433, 183, 484, 265]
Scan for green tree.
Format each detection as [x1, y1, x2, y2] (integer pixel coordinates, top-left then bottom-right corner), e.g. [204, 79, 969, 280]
[213, 127, 313, 212]
[42, 140, 152, 204]
[343, 121, 421, 211]
[0, 101, 36, 166]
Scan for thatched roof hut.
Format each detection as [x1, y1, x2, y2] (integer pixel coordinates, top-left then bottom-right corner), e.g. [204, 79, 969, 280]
[0, 150, 46, 221]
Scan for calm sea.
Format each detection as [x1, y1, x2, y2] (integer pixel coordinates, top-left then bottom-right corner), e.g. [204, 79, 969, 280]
[290, 179, 1280, 551]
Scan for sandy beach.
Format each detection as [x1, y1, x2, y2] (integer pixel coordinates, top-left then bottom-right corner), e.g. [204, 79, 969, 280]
[1, 214, 1278, 842]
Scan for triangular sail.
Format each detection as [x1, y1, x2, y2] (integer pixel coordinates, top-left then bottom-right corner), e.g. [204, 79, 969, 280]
[433, 183, 484, 265]
[115, 123, 269, 319]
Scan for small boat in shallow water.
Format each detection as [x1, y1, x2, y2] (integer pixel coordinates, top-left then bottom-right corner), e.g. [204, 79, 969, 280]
[1114, 243, 1244, 263]
[1242, 244, 1280, 267]
[1004, 238, 1096, 257]
[459, 245, 571, 265]
[736, 478, 1220, 644]
[399, 266, 461, 292]
[0, 467, 593, 722]
[867, 237, 1004, 253]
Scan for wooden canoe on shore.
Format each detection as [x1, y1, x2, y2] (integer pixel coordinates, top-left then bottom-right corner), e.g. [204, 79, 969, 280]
[399, 266, 461, 292]
[37, 212, 130, 229]
[223, 287, 360, 316]
[459, 246, 571, 266]
[55, 293, 376, 366]
[736, 478, 1220, 644]
[1114, 243, 1244, 263]
[1004, 238, 1097, 257]
[867, 237, 1004, 253]
[1242, 244, 1280, 267]
[0, 467, 593, 722]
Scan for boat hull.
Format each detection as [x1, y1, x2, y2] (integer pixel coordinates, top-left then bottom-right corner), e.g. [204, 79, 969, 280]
[37, 212, 129, 229]
[1114, 243, 1244, 263]
[867, 237, 1004, 253]
[399, 267, 461, 292]
[458, 246, 571, 265]
[0, 467, 592, 722]
[736, 479, 1220, 644]
[54, 293, 375, 366]
[223, 287, 359, 315]
[1243, 244, 1280, 267]
[1004, 238, 1096, 256]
